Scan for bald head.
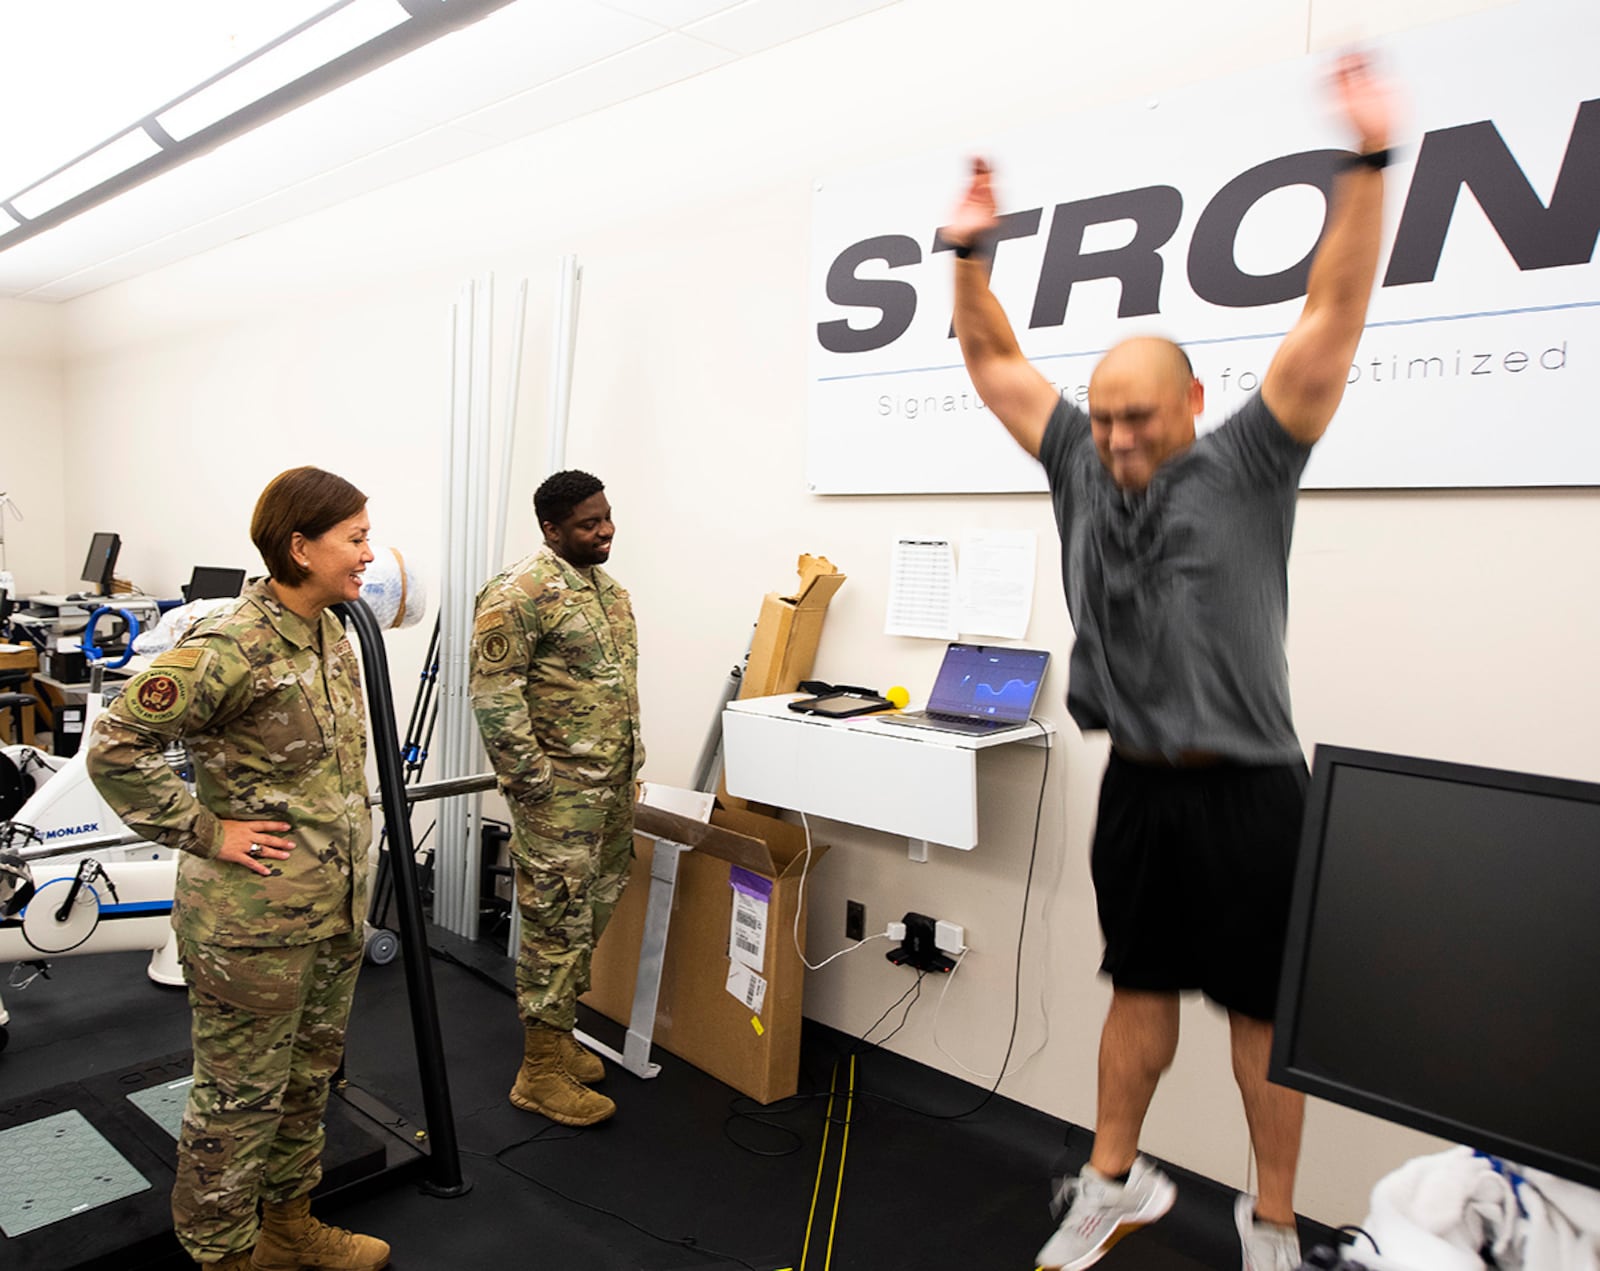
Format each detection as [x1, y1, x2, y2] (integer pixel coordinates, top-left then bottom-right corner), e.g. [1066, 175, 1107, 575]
[1093, 337, 1195, 396]
[1086, 337, 1204, 492]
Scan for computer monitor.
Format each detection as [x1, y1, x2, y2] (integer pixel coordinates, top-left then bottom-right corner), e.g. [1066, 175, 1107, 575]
[1270, 745, 1600, 1189]
[80, 532, 121, 595]
[183, 566, 246, 602]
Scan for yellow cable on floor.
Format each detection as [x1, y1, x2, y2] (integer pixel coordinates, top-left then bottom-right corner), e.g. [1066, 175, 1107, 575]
[799, 1055, 856, 1271]
[824, 1054, 856, 1271]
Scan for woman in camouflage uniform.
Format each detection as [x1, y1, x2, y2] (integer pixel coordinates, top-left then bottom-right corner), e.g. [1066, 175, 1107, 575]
[87, 468, 388, 1271]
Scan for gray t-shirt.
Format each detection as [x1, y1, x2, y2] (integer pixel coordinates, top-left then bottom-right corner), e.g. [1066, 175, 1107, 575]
[1038, 390, 1312, 763]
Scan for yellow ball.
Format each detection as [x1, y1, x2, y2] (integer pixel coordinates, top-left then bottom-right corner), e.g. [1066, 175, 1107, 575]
[886, 685, 911, 710]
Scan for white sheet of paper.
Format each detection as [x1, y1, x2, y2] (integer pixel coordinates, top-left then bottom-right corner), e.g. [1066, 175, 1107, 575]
[957, 529, 1036, 639]
[885, 537, 958, 639]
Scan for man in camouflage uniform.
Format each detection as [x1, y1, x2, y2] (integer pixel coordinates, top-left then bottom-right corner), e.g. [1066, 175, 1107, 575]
[88, 466, 387, 1270]
[470, 469, 642, 1127]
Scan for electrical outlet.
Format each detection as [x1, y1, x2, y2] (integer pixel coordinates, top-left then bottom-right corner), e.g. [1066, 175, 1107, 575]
[845, 899, 865, 942]
[886, 911, 954, 973]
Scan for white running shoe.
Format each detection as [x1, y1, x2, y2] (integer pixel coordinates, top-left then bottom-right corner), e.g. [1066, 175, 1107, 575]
[1036, 1156, 1177, 1270]
[1234, 1192, 1302, 1271]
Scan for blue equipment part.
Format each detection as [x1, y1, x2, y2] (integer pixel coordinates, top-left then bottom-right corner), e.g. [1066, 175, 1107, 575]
[82, 607, 140, 669]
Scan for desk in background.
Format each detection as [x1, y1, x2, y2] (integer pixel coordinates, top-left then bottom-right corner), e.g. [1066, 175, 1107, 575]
[0, 645, 40, 747]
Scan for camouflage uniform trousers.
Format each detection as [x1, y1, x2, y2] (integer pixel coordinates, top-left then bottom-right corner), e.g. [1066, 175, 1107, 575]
[511, 779, 634, 1030]
[172, 928, 364, 1261]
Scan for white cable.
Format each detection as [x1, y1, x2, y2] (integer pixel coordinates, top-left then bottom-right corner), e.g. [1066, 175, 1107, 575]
[930, 948, 1050, 1081]
[792, 810, 889, 972]
[930, 718, 1056, 1083]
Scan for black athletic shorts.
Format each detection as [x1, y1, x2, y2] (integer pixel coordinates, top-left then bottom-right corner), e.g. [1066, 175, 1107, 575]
[1090, 752, 1308, 1021]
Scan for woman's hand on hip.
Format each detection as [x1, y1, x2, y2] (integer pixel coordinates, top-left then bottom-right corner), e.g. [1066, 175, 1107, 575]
[218, 819, 295, 875]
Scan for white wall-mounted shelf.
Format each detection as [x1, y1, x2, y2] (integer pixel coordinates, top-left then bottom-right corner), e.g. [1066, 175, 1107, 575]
[721, 694, 1051, 858]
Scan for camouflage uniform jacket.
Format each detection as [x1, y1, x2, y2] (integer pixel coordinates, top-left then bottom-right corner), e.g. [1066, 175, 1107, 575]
[470, 545, 643, 801]
[86, 579, 372, 947]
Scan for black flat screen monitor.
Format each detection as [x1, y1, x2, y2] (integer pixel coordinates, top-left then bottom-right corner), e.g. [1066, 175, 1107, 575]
[184, 566, 246, 601]
[80, 532, 121, 594]
[1271, 745, 1600, 1189]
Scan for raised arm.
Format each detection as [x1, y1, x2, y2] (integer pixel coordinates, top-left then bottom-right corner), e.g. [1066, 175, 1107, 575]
[1261, 52, 1395, 445]
[948, 159, 1062, 459]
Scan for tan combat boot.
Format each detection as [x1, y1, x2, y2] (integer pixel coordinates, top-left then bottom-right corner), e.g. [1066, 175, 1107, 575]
[510, 1022, 615, 1125]
[557, 1030, 606, 1085]
[252, 1195, 389, 1270]
[203, 1253, 254, 1270]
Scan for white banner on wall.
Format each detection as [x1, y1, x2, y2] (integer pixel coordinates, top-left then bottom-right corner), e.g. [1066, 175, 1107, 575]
[807, 0, 1600, 493]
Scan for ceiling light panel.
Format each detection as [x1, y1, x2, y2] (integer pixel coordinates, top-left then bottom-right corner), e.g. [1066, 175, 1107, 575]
[155, 0, 410, 141]
[9, 131, 165, 220]
[0, 0, 338, 195]
[329, 0, 659, 132]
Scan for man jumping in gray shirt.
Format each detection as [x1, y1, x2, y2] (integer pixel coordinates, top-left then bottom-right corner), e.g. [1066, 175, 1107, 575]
[945, 53, 1395, 1271]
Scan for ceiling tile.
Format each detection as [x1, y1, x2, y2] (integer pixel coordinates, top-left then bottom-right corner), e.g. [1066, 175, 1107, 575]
[454, 30, 734, 140]
[597, 1, 745, 28]
[339, 0, 661, 120]
[683, 0, 899, 54]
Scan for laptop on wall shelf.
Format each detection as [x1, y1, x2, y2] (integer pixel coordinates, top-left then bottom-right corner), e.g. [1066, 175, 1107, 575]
[875, 643, 1050, 737]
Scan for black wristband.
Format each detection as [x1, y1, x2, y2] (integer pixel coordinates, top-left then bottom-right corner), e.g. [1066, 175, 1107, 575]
[953, 241, 975, 259]
[1343, 147, 1390, 171]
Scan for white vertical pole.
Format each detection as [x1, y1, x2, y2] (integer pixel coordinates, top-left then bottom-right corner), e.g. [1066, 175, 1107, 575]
[436, 281, 475, 934]
[459, 273, 494, 941]
[546, 255, 582, 475]
[492, 278, 529, 573]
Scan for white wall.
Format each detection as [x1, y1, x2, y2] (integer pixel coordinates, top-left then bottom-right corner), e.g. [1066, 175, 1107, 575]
[31, 0, 1593, 1227]
[0, 298, 66, 599]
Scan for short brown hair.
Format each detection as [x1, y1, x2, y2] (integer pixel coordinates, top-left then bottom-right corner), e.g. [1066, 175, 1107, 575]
[251, 467, 367, 585]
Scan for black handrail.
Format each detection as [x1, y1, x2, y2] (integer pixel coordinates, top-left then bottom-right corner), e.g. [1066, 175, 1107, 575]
[337, 598, 470, 1197]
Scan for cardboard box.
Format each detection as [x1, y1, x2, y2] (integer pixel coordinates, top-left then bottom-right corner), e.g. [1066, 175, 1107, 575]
[582, 804, 826, 1104]
[738, 554, 845, 700]
[720, 553, 845, 814]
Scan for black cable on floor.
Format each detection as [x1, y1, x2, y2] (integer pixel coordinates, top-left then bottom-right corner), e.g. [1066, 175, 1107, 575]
[465, 1136, 764, 1271]
[719, 971, 925, 1156]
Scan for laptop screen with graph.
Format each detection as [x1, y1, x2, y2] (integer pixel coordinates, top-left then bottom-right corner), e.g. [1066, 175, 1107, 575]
[925, 643, 1049, 723]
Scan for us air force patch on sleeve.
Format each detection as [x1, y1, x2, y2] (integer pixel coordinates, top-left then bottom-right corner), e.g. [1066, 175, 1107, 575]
[127, 671, 189, 723]
[481, 631, 510, 664]
[474, 608, 512, 665]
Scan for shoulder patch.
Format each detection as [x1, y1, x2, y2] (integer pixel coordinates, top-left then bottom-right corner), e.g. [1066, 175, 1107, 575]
[474, 609, 508, 634]
[479, 631, 512, 665]
[151, 646, 208, 670]
[125, 670, 190, 723]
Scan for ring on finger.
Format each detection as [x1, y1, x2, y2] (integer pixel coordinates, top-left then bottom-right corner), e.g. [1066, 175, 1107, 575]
[248, 843, 263, 858]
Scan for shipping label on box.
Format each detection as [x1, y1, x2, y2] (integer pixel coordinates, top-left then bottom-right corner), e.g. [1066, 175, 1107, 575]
[728, 866, 771, 970]
[725, 962, 768, 1015]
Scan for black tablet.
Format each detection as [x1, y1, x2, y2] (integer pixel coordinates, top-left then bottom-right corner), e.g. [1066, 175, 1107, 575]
[787, 692, 893, 718]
